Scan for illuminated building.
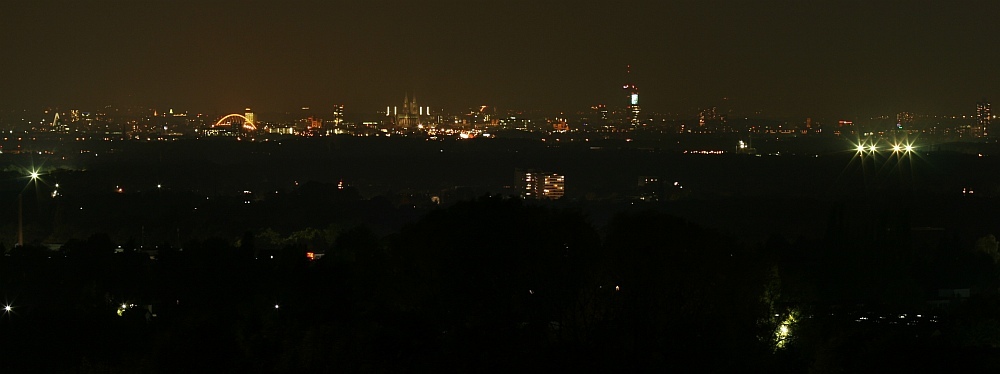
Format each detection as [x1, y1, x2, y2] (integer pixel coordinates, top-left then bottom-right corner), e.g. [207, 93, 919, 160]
[591, 104, 609, 121]
[267, 126, 295, 135]
[332, 104, 344, 126]
[636, 176, 663, 201]
[896, 112, 914, 129]
[623, 65, 640, 127]
[736, 139, 756, 155]
[977, 100, 991, 137]
[521, 171, 539, 199]
[499, 116, 532, 131]
[307, 116, 322, 129]
[552, 119, 569, 132]
[542, 174, 565, 199]
[394, 93, 427, 129]
[698, 107, 725, 129]
[244, 108, 255, 127]
[518, 169, 565, 200]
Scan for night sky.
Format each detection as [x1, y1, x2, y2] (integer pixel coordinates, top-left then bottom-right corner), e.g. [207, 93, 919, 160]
[2, 0, 998, 119]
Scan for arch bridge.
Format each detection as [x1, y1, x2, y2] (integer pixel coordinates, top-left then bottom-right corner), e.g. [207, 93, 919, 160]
[213, 114, 256, 131]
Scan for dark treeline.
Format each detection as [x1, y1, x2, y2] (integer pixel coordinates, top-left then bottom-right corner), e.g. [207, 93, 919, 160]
[3, 196, 1000, 372]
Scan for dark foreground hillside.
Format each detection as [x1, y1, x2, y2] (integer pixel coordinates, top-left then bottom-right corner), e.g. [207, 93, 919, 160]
[3, 196, 1000, 372]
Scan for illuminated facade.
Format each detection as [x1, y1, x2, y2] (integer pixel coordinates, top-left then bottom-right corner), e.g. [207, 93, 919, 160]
[244, 108, 255, 127]
[977, 100, 991, 137]
[542, 174, 565, 199]
[519, 169, 565, 200]
[395, 93, 427, 128]
[552, 119, 569, 132]
[623, 65, 640, 127]
[332, 104, 344, 126]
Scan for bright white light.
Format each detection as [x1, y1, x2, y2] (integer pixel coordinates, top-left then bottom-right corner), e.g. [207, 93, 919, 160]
[274, 304, 280, 309]
[904, 145, 913, 152]
[29, 170, 39, 180]
[868, 145, 877, 152]
[856, 145, 865, 153]
[3, 305, 11, 312]
[892, 144, 901, 152]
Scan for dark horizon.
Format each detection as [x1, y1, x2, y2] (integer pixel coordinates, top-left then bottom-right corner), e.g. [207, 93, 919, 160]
[3, 0, 999, 119]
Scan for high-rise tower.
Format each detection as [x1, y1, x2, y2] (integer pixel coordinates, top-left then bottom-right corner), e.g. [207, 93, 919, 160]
[977, 100, 991, 137]
[332, 104, 344, 126]
[623, 65, 640, 127]
[244, 108, 255, 127]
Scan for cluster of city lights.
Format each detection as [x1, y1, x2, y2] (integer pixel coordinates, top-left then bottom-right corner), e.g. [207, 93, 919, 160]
[853, 140, 915, 155]
[116, 302, 136, 317]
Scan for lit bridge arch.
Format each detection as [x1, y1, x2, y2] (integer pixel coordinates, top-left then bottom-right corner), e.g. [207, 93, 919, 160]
[213, 114, 256, 131]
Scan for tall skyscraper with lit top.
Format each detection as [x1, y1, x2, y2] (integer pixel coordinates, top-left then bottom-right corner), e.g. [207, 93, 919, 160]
[623, 65, 640, 127]
[977, 100, 991, 137]
[244, 108, 255, 126]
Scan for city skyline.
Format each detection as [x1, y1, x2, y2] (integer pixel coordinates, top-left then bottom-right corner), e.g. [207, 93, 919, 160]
[3, 0, 999, 119]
